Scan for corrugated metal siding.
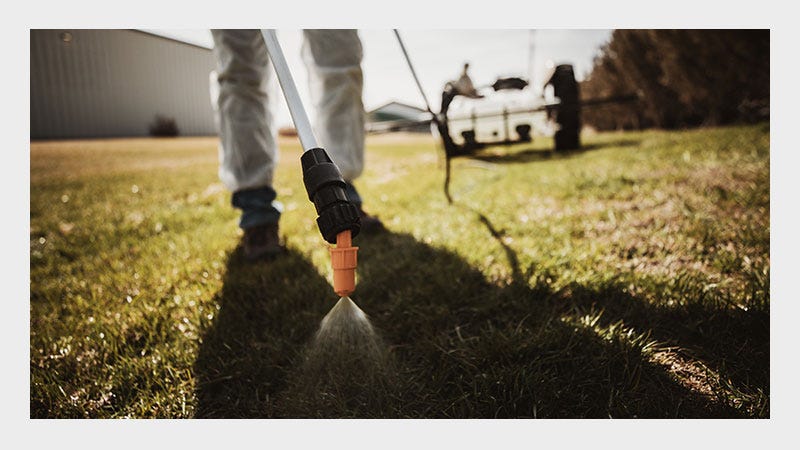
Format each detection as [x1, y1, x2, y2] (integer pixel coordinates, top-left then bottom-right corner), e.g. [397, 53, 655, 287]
[31, 29, 217, 139]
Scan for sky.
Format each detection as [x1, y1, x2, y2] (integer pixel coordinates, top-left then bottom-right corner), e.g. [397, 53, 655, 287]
[143, 29, 612, 128]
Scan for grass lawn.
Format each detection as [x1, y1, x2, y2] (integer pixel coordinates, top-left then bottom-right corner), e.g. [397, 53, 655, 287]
[30, 124, 769, 418]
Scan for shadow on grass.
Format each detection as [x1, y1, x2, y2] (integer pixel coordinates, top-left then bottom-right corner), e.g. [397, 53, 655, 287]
[193, 247, 333, 418]
[461, 202, 769, 402]
[469, 137, 641, 165]
[194, 225, 764, 418]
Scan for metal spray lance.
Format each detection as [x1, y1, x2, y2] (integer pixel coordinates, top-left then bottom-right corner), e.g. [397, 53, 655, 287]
[261, 29, 360, 297]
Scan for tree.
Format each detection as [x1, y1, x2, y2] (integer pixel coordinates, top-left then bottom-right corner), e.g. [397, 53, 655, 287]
[580, 30, 769, 130]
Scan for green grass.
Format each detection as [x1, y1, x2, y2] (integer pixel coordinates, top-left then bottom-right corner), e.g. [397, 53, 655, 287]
[30, 124, 770, 418]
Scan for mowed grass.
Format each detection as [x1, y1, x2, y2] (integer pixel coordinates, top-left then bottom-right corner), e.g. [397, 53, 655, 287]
[30, 124, 769, 418]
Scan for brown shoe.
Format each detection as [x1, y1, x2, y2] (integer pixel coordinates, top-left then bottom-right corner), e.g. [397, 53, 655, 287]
[358, 207, 385, 233]
[242, 223, 284, 261]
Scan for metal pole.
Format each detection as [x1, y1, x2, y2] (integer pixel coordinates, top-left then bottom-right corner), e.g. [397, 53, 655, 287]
[503, 107, 509, 141]
[260, 29, 318, 151]
[393, 30, 437, 119]
[527, 30, 536, 88]
[471, 108, 476, 131]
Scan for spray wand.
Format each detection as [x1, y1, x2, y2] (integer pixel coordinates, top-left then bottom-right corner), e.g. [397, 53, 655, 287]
[261, 29, 360, 298]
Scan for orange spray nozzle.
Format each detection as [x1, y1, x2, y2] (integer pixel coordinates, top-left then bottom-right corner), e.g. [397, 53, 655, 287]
[330, 230, 358, 297]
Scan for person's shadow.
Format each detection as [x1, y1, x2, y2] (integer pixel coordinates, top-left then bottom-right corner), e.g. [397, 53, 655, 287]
[194, 224, 762, 418]
[192, 246, 334, 418]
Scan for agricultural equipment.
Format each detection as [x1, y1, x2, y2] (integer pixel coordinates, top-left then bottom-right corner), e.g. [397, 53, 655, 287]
[388, 30, 637, 202]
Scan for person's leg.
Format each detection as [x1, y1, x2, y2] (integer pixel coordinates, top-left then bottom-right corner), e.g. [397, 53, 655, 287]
[301, 29, 383, 231]
[211, 29, 284, 257]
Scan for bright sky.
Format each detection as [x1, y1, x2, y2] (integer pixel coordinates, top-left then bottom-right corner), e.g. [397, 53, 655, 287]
[144, 29, 612, 128]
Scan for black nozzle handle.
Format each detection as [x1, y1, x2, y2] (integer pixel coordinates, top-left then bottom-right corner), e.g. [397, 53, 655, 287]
[301, 148, 361, 244]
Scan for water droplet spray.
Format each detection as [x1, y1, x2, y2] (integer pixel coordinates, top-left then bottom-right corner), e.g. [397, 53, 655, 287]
[310, 230, 384, 362]
[280, 234, 394, 416]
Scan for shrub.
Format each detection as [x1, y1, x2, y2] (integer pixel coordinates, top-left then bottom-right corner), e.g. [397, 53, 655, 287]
[148, 115, 179, 137]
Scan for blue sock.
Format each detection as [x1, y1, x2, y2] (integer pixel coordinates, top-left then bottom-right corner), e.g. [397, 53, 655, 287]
[232, 186, 283, 229]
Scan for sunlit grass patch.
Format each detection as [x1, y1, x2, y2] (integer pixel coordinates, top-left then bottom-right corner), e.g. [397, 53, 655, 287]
[30, 124, 769, 418]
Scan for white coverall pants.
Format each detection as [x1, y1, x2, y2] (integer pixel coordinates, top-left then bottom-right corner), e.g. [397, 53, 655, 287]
[210, 30, 365, 227]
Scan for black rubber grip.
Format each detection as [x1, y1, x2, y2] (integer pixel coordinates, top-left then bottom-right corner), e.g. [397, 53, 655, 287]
[316, 203, 361, 243]
[302, 163, 342, 201]
[301, 148, 361, 243]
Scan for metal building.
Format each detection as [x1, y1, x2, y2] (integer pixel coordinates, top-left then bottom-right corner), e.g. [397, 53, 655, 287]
[366, 101, 429, 133]
[30, 29, 217, 139]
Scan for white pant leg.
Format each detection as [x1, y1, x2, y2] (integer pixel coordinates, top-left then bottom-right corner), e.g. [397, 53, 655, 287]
[302, 30, 365, 182]
[210, 29, 278, 192]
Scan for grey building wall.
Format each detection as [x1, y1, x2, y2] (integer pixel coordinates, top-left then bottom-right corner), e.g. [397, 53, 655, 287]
[31, 29, 217, 139]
